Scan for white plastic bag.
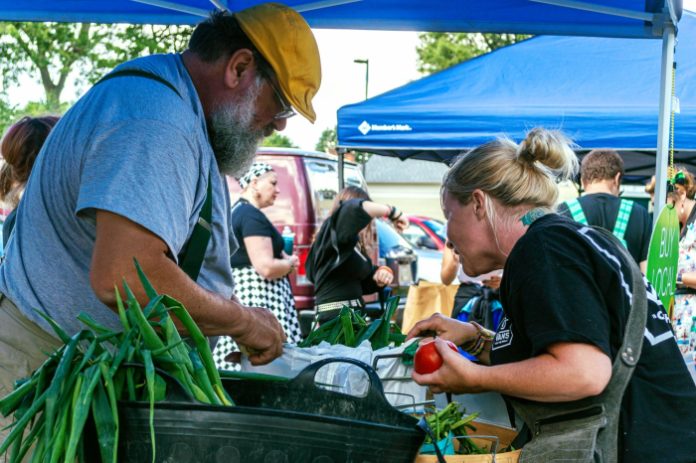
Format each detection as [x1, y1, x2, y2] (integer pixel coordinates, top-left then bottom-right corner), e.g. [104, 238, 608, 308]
[240, 339, 426, 410]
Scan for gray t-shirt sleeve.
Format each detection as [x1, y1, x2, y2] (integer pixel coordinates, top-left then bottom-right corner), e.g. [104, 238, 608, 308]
[76, 119, 200, 257]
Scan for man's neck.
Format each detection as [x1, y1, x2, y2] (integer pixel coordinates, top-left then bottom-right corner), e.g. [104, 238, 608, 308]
[583, 180, 618, 196]
[181, 50, 222, 119]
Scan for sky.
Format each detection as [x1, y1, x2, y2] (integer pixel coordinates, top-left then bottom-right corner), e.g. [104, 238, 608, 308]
[6, 1, 696, 151]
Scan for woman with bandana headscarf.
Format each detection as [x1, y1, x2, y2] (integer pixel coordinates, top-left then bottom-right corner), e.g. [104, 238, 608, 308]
[212, 162, 302, 370]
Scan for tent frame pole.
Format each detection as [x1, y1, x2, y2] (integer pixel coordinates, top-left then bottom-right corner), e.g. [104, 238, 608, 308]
[654, 21, 676, 229]
[131, 0, 208, 16]
[338, 150, 346, 191]
[530, 0, 654, 22]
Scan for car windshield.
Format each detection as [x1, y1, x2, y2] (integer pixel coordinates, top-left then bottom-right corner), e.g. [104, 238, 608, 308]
[376, 220, 412, 256]
[422, 219, 446, 241]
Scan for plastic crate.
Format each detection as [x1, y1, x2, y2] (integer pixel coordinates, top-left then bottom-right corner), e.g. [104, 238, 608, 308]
[117, 358, 425, 463]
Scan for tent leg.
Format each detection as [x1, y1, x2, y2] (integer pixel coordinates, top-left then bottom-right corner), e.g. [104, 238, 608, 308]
[338, 150, 345, 191]
[654, 22, 676, 229]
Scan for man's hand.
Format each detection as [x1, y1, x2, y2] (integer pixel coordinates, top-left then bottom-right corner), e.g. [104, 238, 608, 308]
[232, 306, 286, 365]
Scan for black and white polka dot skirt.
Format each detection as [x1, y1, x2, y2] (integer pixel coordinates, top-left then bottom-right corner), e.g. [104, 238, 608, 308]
[213, 265, 302, 371]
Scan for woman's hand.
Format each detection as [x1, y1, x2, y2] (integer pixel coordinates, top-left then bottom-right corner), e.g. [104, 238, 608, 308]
[392, 214, 409, 232]
[412, 338, 485, 394]
[286, 255, 299, 274]
[406, 313, 476, 346]
[373, 266, 394, 287]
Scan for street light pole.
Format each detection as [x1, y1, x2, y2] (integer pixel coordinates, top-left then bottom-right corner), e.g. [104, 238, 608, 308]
[354, 58, 369, 176]
[353, 58, 369, 100]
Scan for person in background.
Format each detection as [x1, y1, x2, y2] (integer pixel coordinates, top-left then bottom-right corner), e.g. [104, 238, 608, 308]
[558, 148, 651, 271]
[408, 128, 696, 462]
[440, 244, 502, 323]
[0, 116, 59, 248]
[306, 186, 408, 323]
[213, 162, 302, 370]
[669, 168, 696, 359]
[645, 174, 656, 222]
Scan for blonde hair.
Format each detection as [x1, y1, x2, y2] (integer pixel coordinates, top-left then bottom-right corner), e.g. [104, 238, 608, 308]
[443, 128, 578, 211]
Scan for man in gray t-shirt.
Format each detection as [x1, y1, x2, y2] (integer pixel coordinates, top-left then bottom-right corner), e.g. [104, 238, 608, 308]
[0, 3, 321, 414]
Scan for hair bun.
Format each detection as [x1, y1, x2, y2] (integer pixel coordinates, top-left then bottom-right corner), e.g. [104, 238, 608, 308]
[516, 128, 578, 181]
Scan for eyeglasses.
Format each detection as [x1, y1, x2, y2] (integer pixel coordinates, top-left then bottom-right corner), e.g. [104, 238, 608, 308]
[257, 61, 296, 121]
[266, 78, 296, 120]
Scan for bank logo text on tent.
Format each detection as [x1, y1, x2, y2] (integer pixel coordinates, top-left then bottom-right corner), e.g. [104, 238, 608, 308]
[358, 120, 413, 135]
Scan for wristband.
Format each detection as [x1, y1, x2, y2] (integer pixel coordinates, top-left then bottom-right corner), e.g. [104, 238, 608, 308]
[387, 206, 399, 220]
[460, 321, 495, 357]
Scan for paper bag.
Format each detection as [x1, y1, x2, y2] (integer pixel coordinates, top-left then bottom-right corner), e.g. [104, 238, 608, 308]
[402, 282, 459, 334]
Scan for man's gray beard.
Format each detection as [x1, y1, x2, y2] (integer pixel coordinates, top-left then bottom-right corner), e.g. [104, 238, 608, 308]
[210, 77, 265, 177]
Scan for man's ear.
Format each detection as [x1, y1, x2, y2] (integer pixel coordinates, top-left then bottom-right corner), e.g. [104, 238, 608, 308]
[223, 48, 255, 89]
[614, 172, 622, 186]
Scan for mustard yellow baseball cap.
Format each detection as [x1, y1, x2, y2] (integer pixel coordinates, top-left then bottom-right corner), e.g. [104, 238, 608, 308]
[235, 3, 321, 123]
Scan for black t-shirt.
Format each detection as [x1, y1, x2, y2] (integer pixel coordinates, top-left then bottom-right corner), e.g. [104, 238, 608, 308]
[307, 199, 378, 305]
[492, 214, 696, 463]
[557, 193, 651, 264]
[229, 199, 283, 268]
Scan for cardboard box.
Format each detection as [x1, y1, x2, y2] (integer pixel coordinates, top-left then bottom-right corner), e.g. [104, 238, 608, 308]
[414, 449, 521, 463]
[415, 421, 521, 463]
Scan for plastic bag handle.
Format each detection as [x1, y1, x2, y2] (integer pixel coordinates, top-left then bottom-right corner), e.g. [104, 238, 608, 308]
[290, 357, 389, 404]
[416, 418, 447, 463]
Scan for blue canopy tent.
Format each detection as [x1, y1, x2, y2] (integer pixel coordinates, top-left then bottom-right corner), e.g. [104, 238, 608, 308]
[0, 0, 682, 212]
[0, 1, 681, 37]
[337, 11, 696, 182]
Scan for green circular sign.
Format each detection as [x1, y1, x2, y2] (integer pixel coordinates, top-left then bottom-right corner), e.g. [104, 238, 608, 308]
[646, 205, 680, 314]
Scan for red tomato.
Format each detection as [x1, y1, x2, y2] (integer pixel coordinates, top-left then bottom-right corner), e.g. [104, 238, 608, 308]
[414, 339, 459, 374]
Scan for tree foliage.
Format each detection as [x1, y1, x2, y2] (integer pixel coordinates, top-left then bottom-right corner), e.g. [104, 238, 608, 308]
[416, 32, 529, 75]
[315, 127, 337, 153]
[0, 22, 191, 112]
[262, 133, 298, 149]
[0, 98, 15, 136]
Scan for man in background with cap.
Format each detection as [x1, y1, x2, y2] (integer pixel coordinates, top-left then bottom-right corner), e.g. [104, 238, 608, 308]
[0, 3, 321, 431]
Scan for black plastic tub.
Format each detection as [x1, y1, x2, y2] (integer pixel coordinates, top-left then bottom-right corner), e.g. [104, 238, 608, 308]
[117, 358, 425, 463]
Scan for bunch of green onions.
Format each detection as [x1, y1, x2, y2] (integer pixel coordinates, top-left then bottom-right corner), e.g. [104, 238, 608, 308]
[0, 260, 232, 463]
[299, 296, 406, 349]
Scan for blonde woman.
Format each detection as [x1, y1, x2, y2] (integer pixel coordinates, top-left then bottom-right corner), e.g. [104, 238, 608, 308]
[408, 128, 696, 462]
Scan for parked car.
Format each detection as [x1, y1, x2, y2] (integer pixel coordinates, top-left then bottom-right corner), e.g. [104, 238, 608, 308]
[226, 147, 377, 316]
[403, 215, 447, 251]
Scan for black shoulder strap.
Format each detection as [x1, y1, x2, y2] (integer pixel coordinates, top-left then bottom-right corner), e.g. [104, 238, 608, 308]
[177, 173, 213, 282]
[95, 69, 212, 282]
[97, 69, 183, 100]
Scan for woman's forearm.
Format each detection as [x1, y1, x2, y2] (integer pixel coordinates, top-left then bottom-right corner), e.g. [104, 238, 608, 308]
[245, 236, 293, 280]
[477, 343, 611, 402]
